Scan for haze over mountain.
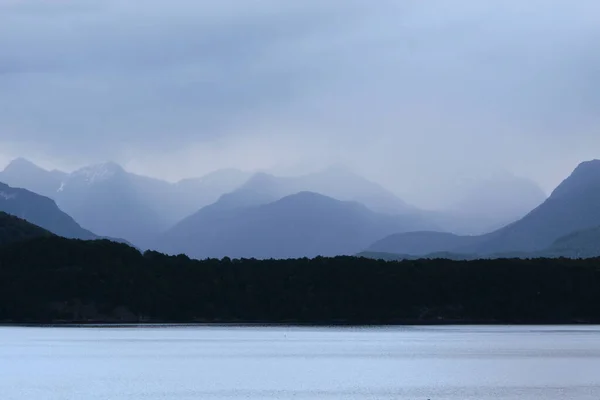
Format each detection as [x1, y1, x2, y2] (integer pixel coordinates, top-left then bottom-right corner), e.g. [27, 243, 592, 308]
[158, 191, 437, 259]
[474, 159, 600, 254]
[430, 172, 548, 234]
[368, 160, 600, 257]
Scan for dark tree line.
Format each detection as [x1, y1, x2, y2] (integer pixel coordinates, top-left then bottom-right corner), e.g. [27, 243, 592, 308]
[1, 236, 600, 324]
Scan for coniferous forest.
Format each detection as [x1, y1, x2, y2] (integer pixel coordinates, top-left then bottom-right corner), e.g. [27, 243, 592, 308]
[1, 236, 600, 325]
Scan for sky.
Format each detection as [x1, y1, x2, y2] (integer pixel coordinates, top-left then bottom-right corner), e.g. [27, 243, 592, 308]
[1, 0, 599, 207]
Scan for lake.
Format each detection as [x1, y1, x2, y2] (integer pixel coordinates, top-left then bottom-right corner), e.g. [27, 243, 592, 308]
[1, 326, 599, 399]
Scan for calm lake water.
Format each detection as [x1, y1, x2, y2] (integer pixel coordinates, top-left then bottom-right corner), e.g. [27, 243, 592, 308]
[1, 326, 600, 399]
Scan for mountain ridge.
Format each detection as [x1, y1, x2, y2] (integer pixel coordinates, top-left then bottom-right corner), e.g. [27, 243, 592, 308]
[0, 211, 54, 246]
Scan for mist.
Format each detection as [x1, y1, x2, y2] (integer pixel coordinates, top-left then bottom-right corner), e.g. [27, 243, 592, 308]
[1, 0, 599, 209]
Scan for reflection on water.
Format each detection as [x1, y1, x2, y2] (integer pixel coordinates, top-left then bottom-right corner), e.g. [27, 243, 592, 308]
[1, 326, 600, 399]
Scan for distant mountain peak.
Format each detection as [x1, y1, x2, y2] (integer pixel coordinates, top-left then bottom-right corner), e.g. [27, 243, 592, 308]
[272, 191, 368, 211]
[240, 172, 279, 190]
[276, 191, 336, 204]
[550, 159, 600, 199]
[0, 158, 69, 198]
[3, 157, 45, 173]
[575, 158, 600, 168]
[70, 162, 125, 184]
[569, 159, 600, 179]
[9, 157, 35, 165]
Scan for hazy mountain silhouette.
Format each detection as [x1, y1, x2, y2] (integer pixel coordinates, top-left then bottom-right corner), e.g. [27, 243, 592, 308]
[211, 166, 415, 215]
[367, 160, 600, 257]
[215, 167, 546, 238]
[538, 226, 600, 258]
[158, 191, 436, 259]
[367, 231, 485, 256]
[362, 224, 600, 260]
[0, 211, 53, 246]
[0, 182, 97, 240]
[295, 166, 415, 214]
[213, 172, 290, 210]
[0, 158, 67, 199]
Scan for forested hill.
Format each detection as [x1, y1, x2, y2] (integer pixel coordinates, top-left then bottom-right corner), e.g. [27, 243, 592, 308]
[0, 212, 53, 246]
[1, 236, 600, 324]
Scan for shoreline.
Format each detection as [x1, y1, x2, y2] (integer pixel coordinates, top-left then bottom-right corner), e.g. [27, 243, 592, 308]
[2, 320, 599, 328]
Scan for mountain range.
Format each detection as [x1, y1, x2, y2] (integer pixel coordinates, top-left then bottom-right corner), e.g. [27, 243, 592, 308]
[3, 156, 596, 260]
[157, 165, 560, 259]
[360, 224, 600, 261]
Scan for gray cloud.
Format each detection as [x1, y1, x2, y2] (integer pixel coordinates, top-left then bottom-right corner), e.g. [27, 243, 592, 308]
[1, 0, 599, 207]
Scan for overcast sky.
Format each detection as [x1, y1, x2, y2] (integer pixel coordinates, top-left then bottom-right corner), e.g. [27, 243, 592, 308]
[1, 0, 599, 207]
